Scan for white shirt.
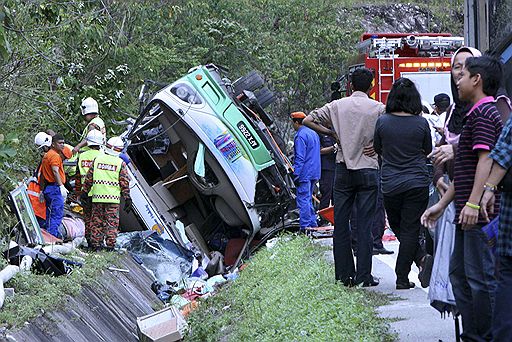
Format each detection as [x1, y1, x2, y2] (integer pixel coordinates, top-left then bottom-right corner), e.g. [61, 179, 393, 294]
[423, 112, 446, 147]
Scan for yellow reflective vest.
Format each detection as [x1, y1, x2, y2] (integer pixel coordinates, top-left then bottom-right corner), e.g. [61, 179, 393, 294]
[79, 116, 107, 153]
[78, 149, 102, 190]
[89, 154, 122, 204]
[81, 116, 106, 143]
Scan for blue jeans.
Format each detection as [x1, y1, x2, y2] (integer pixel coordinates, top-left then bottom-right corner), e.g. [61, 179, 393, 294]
[43, 184, 64, 238]
[333, 163, 378, 284]
[450, 227, 496, 342]
[493, 255, 512, 341]
[296, 180, 317, 229]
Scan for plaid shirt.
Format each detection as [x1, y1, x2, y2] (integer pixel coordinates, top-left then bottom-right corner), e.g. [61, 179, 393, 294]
[489, 118, 512, 256]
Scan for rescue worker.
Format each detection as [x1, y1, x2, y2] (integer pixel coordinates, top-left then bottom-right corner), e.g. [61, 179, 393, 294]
[46, 129, 80, 186]
[290, 111, 321, 231]
[82, 136, 131, 250]
[28, 132, 53, 229]
[72, 97, 107, 154]
[75, 130, 104, 245]
[40, 133, 69, 238]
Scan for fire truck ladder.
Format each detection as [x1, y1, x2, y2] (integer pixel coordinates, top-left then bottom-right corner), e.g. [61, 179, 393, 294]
[366, 36, 465, 57]
[376, 42, 397, 101]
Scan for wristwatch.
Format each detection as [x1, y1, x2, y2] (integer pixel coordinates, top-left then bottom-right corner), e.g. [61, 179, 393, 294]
[483, 183, 496, 193]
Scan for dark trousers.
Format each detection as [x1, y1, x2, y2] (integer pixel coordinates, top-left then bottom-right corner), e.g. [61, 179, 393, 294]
[450, 227, 496, 342]
[384, 187, 428, 283]
[36, 217, 46, 230]
[319, 169, 335, 210]
[351, 177, 386, 250]
[333, 163, 378, 284]
[493, 255, 512, 342]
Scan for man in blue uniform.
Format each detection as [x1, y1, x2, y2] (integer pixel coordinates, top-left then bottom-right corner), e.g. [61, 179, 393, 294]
[291, 111, 321, 231]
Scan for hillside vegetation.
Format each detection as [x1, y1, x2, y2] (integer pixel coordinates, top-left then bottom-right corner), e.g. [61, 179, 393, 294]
[0, 0, 463, 233]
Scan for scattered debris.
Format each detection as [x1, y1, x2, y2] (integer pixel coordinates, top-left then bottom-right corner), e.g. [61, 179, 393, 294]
[137, 306, 188, 342]
[107, 266, 130, 273]
[9, 184, 44, 244]
[0, 265, 20, 308]
[3, 242, 81, 277]
[117, 231, 193, 284]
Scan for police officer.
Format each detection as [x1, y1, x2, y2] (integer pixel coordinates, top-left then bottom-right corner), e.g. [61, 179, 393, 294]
[82, 137, 131, 250]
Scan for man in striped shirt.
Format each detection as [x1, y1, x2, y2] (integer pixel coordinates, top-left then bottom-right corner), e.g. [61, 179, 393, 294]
[422, 56, 503, 341]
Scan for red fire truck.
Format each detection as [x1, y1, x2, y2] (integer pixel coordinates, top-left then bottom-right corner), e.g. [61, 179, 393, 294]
[340, 33, 465, 104]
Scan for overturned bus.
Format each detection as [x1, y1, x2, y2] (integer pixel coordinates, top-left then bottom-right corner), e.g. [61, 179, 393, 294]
[119, 64, 297, 267]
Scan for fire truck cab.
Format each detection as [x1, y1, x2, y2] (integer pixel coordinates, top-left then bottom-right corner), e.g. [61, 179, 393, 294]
[344, 33, 465, 104]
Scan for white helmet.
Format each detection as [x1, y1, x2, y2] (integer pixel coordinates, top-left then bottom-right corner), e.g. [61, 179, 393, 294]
[86, 129, 103, 147]
[34, 132, 52, 148]
[81, 97, 99, 116]
[105, 136, 124, 156]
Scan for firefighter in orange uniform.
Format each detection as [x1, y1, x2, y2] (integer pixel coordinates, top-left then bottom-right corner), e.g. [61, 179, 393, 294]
[29, 132, 53, 229]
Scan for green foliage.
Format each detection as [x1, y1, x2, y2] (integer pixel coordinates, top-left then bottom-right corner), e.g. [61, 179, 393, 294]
[0, 133, 19, 235]
[186, 235, 394, 341]
[0, 0, 463, 233]
[0, 5, 11, 61]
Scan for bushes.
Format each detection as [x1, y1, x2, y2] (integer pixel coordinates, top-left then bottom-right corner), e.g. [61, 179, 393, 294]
[186, 235, 394, 341]
[0, 0, 463, 233]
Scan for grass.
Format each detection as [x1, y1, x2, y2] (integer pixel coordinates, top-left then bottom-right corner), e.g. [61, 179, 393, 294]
[186, 235, 395, 341]
[0, 249, 120, 328]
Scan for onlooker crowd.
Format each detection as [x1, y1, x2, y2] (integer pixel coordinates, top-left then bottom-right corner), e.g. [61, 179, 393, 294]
[25, 44, 511, 341]
[291, 48, 511, 341]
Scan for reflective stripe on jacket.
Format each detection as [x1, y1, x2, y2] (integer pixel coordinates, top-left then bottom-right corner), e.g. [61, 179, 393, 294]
[27, 178, 46, 219]
[89, 154, 122, 204]
[78, 149, 102, 190]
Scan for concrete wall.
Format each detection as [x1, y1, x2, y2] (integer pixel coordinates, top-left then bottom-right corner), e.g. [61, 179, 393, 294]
[7, 255, 162, 342]
[465, 0, 512, 51]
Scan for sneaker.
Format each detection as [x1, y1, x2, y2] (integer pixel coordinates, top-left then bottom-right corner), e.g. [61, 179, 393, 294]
[418, 254, 434, 288]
